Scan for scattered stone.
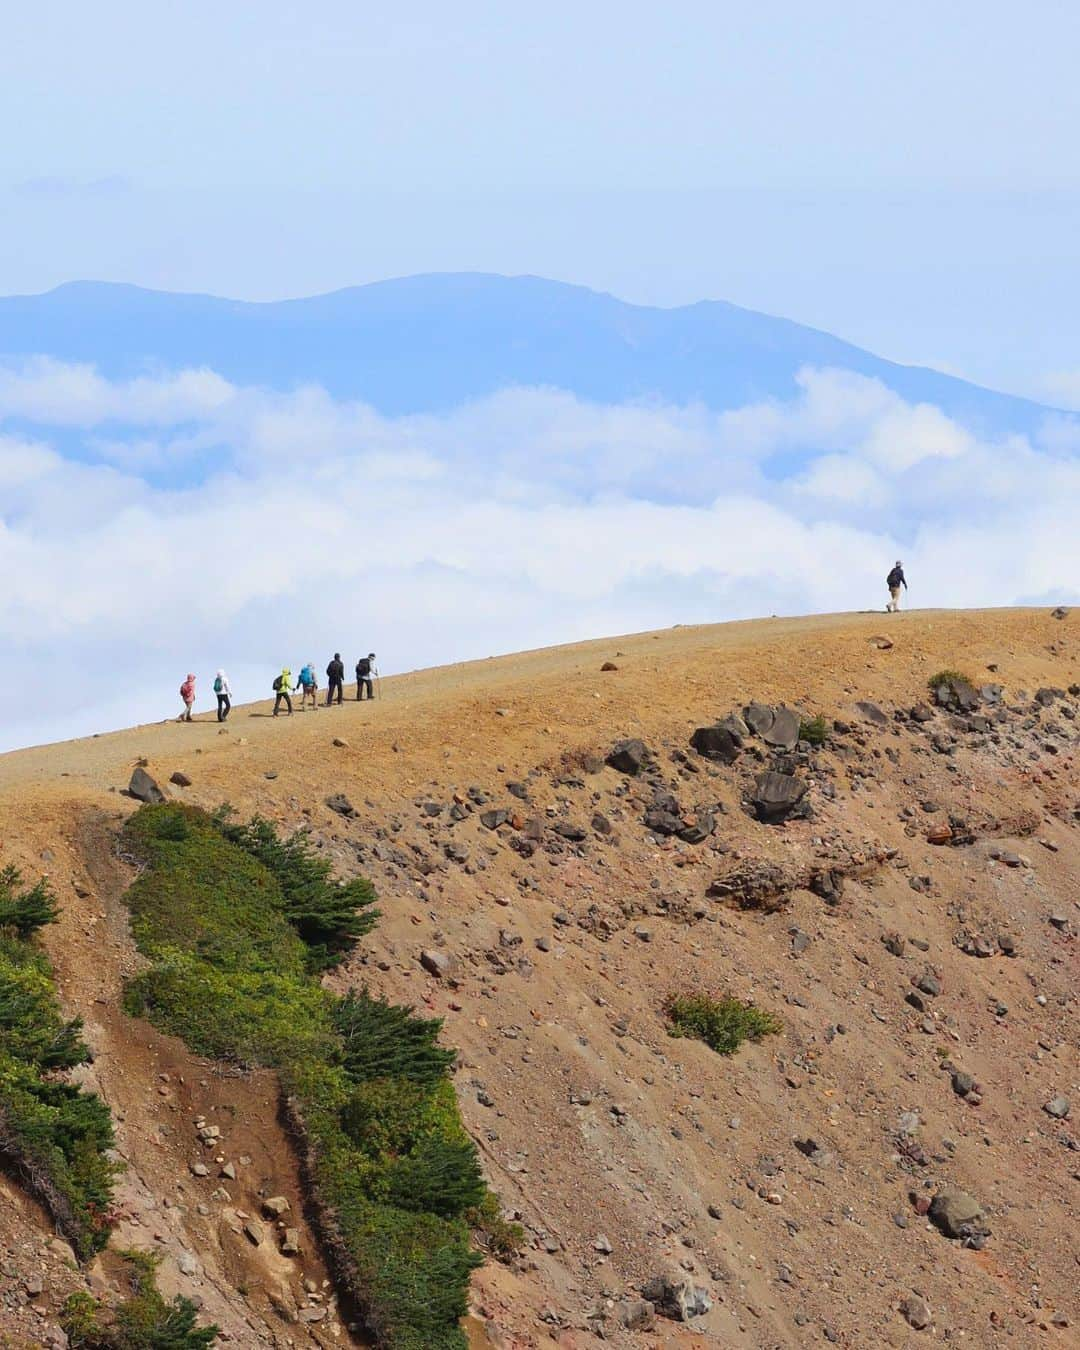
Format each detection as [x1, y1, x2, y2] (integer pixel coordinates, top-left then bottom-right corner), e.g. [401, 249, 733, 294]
[169, 771, 192, 787]
[593, 1234, 613, 1254]
[607, 739, 649, 775]
[855, 700, 889, 726]
[689, 725, 741, 764]
[928, 1187, 983, 1238]
[750, 771, 807, 824]
[332, 736, 349, 748]
[641, 1272, 712, 1322]
[281, 1228, 301, 1256]
[900, 1294, 931, 1330]
[600, 661, 619, 672]
[177, 1251, 199, 1277]
[325, 792, 357, 818]
[616, 1299, 655, 1331]
[480, 808, 510, 830]
[128, 767, 168, 803]
[243, 1220, 264, 1246]
[762, 706, 800, 749]
[420, 949, 457, 979]
[1051, 606, 1068, 619]
[263, 1195, 291, 1217]
[1044, 1096, 1070, 1120]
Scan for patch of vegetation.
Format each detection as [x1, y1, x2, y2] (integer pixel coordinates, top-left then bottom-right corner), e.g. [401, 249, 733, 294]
[467, 1192, 525, 1263]
[665, 992, 782, 1056]
[61, 1249, 218, 1348]
[121, 803, 485, 1350]
[0, 867, 117, 1260]
[927, 669, 974, 694]
[218, 816, 378, 971]
[798, 714, 829, 747]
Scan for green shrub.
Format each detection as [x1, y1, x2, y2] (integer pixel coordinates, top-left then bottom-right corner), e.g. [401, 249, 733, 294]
[0, 868, 116, 1261]
[120, 804, 486, 1350]
[333, 989, 456, 1088]
[798, 714, 829, 747]
[665, 993, 782, 1056]
[0, 863, 58, 936]
[927, 668, 973, 694]
[466, 1192, 525, 1263]
[217, 816, 378, 970]
[61, 1249, 218, 1348]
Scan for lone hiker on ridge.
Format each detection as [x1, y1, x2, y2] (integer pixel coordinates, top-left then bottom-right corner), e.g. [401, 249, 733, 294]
[886, 560, 908, 613]
[273, 666, 293, 716]
[326, 653, 345, 706]
[356, 652, 377, 701]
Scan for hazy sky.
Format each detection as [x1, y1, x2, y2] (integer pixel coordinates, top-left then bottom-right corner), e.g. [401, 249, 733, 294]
[4, 2, 1080, 399]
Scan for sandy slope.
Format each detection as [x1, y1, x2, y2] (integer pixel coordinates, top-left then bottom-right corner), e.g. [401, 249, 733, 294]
[0, 607, 1076, 1347]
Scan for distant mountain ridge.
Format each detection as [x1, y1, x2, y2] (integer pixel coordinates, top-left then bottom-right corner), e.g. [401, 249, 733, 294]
[0, 272, 1066, 433]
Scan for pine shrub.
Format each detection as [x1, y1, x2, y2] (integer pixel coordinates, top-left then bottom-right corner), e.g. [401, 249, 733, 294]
[218, 816, 378, 970]
[0, 866, 116, 1261]
[333, 989, 455, 1088]
[0, 863, 58, 936]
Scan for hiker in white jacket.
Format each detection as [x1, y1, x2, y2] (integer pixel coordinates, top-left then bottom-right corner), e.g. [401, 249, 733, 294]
[214, 669, 232, 722]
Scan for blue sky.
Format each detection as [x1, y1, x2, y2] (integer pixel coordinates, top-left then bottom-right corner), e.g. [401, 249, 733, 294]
[4, 3, 1080, 399]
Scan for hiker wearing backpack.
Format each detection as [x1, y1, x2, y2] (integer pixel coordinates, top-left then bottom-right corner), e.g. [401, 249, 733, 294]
[325, 653, 345, 706]
[356, 653, 377, 701]
[886, 561, 908, 612]
[273, 666, 294, 716]
[179, 673, 196, 723]
[213, 670, 232, 722]
[297, 662, 319, 711]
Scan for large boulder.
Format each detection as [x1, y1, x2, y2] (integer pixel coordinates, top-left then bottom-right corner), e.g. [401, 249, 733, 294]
[690, 725, 741, 764]
[751, 771, 807, 823]
[929, 1187, 983, 1238]
[128, 767, 168, 803]
[606, 738, 649, 775]
[762, 706, 800, 750]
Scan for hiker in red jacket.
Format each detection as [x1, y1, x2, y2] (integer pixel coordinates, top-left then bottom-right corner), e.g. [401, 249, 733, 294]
[179, 673, 196, 722]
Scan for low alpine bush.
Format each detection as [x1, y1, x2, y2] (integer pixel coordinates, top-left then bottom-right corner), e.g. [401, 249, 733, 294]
[665, 992, 782, 1056]
[798, 714, 829, 747]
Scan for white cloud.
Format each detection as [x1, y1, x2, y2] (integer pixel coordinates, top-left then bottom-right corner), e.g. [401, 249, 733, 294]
[0, 360, 1076, 750]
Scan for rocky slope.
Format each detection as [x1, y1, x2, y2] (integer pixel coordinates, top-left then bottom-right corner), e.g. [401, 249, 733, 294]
[0, 608, 1076, 1347]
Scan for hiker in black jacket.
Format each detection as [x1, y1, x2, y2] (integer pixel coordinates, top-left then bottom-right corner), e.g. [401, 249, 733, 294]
[325, 653, 345, 705]
[886, 561, 908, 612]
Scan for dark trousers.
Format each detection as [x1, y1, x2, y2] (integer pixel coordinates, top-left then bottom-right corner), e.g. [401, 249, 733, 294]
[273, 691, 292, 715]
[357, 678, 374, 700]
[326, 678, 343, 705]
[216, 694, 231, 721]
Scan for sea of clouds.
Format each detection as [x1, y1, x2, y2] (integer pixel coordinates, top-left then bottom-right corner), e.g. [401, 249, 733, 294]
[1, 360, 1077, 751]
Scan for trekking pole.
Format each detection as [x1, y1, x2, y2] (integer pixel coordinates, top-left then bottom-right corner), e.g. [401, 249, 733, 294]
[376, 672, 382, 700]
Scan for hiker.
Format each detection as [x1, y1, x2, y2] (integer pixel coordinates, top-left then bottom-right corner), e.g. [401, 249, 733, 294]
[326, 652, 345, 706]
[356, 652, 377, 701]
[297, 661, 319, 711]
[273, 666, 293, 716]
[213, 669, 232, 722]
[886, 560, 908, 612]
[179, 673, 196, 722]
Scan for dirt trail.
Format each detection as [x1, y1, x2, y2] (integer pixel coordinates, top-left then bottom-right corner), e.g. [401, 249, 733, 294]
[0, 607, 1077, 1347]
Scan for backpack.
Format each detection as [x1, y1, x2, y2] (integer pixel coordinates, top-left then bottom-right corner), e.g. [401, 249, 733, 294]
[887, 567, 903, 588]
[213, 675, 223, 694]
[356, 657, 371, 677]
[272, 675, 282, 692]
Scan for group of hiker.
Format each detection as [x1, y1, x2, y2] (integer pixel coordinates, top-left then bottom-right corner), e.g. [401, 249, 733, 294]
[271, 653, 378, 716]
[178, 654, 378, 723]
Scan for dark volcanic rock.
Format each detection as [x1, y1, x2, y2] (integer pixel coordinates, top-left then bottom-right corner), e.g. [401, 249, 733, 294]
[751, 771, 807, 823]
[744, 702, 775, 737]
[325, 792, 357, 818]
[690, 725, 741, 764]
[607, 738, 649, 775]
[762, 706, 800, 750]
